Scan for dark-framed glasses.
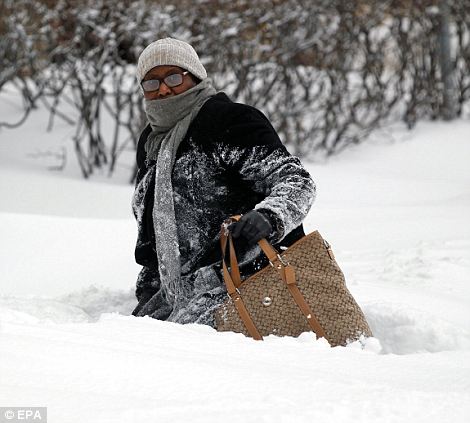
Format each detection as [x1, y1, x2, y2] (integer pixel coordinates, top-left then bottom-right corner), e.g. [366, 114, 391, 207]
[141, 71, 189, 92]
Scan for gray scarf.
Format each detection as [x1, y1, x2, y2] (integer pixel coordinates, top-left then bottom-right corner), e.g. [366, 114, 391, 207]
[144, 78, 216, 303]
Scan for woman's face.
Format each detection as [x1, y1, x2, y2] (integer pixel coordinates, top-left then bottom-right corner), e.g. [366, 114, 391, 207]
[141, 65, 197, 100]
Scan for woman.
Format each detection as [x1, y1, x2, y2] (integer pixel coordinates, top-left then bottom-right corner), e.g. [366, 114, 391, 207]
[131, 38, 316, 327]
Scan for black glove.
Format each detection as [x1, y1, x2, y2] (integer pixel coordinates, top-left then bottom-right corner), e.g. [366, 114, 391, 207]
[230, 210, 273, 246]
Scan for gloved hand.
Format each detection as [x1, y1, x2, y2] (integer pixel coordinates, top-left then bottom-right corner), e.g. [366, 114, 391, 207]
[230, 210, 273, 246]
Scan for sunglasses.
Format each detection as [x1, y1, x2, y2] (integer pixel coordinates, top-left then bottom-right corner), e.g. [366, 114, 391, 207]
[141, 71, 189, 92]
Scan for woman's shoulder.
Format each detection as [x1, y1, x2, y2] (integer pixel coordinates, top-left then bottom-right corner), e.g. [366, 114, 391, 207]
[200, 91, 244, 113]
[199, 92, 268, 124]
[193, 92, 282, 148]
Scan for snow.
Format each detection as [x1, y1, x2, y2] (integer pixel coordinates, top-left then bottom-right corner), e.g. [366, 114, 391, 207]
[1, 95, 470, 422]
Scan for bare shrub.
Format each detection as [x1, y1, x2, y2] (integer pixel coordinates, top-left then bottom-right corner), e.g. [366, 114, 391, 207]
[1, 0, 469, 180]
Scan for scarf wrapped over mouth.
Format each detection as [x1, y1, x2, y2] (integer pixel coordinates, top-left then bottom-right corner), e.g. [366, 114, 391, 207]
[143, 79, 216, 304]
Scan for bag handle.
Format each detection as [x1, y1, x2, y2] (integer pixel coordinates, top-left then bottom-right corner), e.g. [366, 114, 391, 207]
[221, 215, 278, 278]
[224, 217, 243, 288]
[220, 220, 263, 340]
[220, 215, 327, 340]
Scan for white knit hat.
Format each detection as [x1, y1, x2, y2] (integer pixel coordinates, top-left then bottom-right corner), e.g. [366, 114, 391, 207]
[136, 38, 207, 83]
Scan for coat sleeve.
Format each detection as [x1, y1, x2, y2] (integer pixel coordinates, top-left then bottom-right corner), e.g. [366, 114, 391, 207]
[132, 125, 161, 305]
[218, 104, 316, 243]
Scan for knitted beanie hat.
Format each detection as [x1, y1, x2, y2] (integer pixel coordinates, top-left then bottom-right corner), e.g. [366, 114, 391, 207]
[136, 38, 207, 83]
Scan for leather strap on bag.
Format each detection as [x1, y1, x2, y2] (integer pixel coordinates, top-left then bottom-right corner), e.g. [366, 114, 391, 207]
[221, 215, 243, 288]
[220, 224, 262, 340]
[275, 262, 327, 339]
[220, 216, 327, 341]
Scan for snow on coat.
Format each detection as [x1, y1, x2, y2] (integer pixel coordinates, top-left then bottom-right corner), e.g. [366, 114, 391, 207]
[131, 92, 316, 327]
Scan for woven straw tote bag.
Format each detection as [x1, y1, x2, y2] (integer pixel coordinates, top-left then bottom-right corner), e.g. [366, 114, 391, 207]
[214, 216, 373, 346]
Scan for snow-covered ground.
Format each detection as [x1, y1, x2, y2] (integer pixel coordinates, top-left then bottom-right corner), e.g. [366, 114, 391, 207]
[0, 90, 469, 422]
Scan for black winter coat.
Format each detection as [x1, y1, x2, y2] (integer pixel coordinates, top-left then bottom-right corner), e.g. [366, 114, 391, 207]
[131, 92, 316, 326]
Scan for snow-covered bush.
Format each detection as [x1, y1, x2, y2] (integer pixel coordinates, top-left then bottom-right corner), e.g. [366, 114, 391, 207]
[1, 0, 174, 179]
[35, 0, 176, 178]
[179, 0, 470, 154]
[0, 0, 469, 179]
[0, 0, 50, 127]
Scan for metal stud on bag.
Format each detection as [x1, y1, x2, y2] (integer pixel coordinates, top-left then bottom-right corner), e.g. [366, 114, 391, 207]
[262, 296, 273, 306]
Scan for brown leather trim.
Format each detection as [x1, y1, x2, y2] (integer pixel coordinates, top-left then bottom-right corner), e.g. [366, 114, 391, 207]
[278, 265, 327, 339]
[220, 218, 242, 287]
[222, 263, 263, 340]
[219, 216, 328, 341]
[220, 222, 263, 340]
[231, 230, 328, 289]
[257, 238, 278, 262]
[229, 233, 242, 288]
[228, 290, 263, 341]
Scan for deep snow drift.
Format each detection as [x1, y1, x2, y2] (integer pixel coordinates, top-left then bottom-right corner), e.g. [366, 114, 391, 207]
[0, 94, 469, 422]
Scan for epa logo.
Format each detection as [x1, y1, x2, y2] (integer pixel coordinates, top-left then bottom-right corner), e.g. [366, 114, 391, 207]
[1, 408, 47, 422]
